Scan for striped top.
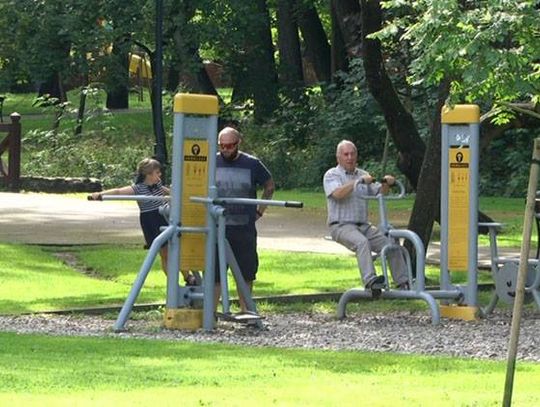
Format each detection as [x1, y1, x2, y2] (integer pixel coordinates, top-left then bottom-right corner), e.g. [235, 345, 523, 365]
[323, 165, 381, 225]
[132, 181, 167, 213]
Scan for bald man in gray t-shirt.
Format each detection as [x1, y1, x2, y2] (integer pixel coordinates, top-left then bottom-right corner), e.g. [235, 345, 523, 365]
[323, 140, 409, 291]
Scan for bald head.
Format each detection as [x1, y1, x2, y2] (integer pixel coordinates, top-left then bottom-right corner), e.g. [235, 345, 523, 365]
[218, 127, 241, 143]
[218, 126, 241, 161]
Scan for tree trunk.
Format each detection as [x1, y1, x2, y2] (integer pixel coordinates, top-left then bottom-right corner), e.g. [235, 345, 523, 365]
[38, 72, 66, 102]
[166, 64, 180, 92]
[75, 74, 89, 137]
[330, 0, 362, 58]
[169, 2, 220, 98]
[296, 1, 331, 83]
[360, 0, 426, 188]
[330, 0, 349, 76]
[338, 0, 496, 253]
[246, 0, 280, 122]
[231, 66, 251, 104]
[277, 0, 304, 99]
[105, 41, 130, 110]
[406, 82, 449, 258]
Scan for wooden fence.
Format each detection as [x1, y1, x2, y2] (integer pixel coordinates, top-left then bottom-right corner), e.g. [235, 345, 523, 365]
[0, 113, 21, 192]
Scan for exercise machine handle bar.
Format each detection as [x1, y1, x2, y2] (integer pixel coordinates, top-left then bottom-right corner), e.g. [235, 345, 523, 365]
[87, 195, 303, 209]
[360, 179, 406, 201]
[190, 196, 303, 208]
[88, 195, 169, 202]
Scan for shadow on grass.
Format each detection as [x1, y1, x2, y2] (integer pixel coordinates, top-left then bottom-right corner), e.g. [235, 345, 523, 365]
[0, 290, 163, 315]
[0, 332, 519, 394]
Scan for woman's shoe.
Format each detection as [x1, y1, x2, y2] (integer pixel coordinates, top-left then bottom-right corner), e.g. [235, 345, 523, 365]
[185, 274, 197, 286]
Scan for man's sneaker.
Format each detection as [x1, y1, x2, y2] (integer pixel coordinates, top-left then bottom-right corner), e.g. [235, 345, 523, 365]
[397, 281, 410, 291]
[366, 275, 385, 298]
[366, 275, 385, 290]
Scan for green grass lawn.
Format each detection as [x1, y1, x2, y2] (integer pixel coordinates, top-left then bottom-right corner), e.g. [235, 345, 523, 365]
[0, 243, 498, 315]
[0, 332, 538, 406]
[2, 88, 232, 117]
[0, 244, 164, 314]
[1, 89, 155, 116]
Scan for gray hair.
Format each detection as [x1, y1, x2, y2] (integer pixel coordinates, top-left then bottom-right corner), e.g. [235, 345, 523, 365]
[336, 140, 357, 156]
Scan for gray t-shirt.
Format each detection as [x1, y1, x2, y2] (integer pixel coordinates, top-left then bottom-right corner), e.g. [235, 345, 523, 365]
[323, 165, 381, 225]
[216, 151, 272, 226]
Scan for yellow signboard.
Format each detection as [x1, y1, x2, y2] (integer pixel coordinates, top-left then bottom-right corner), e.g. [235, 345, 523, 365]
[448, 146, 470, 270]
[180, 140, 208, 270]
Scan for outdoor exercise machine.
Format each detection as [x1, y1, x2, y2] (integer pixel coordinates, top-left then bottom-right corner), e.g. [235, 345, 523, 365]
[480, 219, 540, 313]
[92, 93, 302, 332]
[337, 105, 484, 325]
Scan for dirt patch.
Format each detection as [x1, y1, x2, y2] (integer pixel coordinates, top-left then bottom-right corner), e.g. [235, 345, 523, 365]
[52, 251, 102, 279]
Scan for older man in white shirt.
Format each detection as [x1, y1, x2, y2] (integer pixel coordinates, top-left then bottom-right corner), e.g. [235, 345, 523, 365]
[323, 139, 409, 292]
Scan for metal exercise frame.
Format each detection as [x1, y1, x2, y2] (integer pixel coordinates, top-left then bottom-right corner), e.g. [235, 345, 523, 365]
[339, 105, 484, 325]
[336, 180, 457, 326]
[96, 94, 302, 332]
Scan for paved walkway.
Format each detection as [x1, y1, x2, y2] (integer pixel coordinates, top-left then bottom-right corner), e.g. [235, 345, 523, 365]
[0, 192, 528, 267]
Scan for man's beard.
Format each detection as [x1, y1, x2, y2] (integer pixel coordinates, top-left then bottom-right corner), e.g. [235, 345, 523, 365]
[222, 150, 238, 162]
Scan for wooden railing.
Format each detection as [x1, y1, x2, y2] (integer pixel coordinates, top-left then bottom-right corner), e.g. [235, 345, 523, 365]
[0, 113, 21, 192]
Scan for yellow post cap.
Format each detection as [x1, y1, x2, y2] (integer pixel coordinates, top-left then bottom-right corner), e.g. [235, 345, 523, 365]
[441, 104, 480, 124]
[174, 93, 219, 115]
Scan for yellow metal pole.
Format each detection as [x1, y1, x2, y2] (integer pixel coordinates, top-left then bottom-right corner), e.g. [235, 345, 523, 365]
[503, 138, 540, 406]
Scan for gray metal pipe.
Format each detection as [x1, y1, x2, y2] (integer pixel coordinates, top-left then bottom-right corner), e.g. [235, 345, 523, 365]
[191, 196, 303, 208]
[202, 186, 218, 331]
[336, 288, 440, 325]
[225, 239, 262, 328]
[217, 211, 230, 314]
[177, 226, 209, 234]
[388, 229, 426, 291]
[114, 225, 177, 331]
[100, 195, 169, 202]
[425, 290, 462, 299]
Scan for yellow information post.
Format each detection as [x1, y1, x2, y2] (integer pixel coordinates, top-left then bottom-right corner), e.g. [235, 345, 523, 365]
[163, 93, 219, 330]
[440, 104, 481, 320]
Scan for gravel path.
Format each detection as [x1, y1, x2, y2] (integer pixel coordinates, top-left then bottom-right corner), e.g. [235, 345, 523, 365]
[1, 310, 538, 362]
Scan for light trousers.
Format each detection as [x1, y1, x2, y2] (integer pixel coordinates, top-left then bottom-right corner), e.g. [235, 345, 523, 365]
[330, 223, 408, 286]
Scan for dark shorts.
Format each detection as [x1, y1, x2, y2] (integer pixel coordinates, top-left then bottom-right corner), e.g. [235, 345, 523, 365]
[139, 210, 168, 248]
[215, 224, 258, 283]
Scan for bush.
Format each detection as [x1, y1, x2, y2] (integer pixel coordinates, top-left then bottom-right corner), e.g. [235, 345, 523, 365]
[480, 128, 540, 197]
[239, 59, 393, 189]
[21, 111, 155, 188]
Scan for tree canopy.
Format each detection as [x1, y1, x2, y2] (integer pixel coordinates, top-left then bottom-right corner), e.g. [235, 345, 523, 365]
[1, 0, 539, 245]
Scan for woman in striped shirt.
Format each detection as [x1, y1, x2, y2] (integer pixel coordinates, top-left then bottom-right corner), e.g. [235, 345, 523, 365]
[90, 158, 196, 286]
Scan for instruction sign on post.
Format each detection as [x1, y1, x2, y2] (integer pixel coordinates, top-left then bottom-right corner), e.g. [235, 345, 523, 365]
[448, 146, 470, 270]
[181, 140, 208, 270]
